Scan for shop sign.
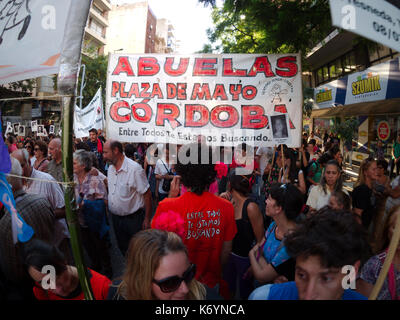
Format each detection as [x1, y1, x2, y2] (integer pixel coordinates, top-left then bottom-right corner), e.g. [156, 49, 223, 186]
[377, 120, 391, 141]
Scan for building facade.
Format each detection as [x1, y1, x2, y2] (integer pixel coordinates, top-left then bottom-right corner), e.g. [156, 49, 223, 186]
[105, 1, 157, 54]
[306, 29, 400, 164]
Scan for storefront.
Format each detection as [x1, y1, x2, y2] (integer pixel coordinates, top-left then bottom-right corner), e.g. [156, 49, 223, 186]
[311, 57, 400, 164]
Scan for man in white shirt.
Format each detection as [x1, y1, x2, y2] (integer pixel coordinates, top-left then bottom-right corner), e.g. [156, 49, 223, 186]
[103, 140, 152, 256]
[11, 149, 72, 263]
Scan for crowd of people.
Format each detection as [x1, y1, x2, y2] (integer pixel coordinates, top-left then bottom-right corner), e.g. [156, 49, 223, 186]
[1, 127, 400, 301]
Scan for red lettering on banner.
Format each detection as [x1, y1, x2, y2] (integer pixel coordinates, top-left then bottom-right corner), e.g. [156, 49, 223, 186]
[128, 83, 139, 98]
[138, 57, 160, 76]
[156, 103, 181, 129]
[120, 82, 128, 98]
[164, 57, 189, 76]
[276, 56, 298, 77]
[229, 84, 242, 100]
[132, 100, 152, 123]
[222, 58, 247, 76]
[167, 83, 177, 99]
[212, 84, 228, 100]
[112, 57, 134, 76]
[185, 104, 209, 127]
[210, 105, 238, 128]
[111, 81, 120, 97]
[193, 58, 217, 76]
[110, 100, 131, 123]
[177, 83, 187, 100]
[191, 83, 211, 100]
[241, 105, 268, 129]
[151, 83, 163, 99]
[242, 85, 257, 100]
[140, 83, 151, 98]
[247, 57, 275, 77]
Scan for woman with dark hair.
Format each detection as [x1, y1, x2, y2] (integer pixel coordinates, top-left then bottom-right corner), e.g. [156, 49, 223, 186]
[24, 140, 36, 166]
[151, 143, 237, 299]
[108, 229, 205, 300]
[357, 205, 400, 299]
[306, 159, 345, 213]
[222, 170, 265, 299]
[249, 183, 304, 284]
[22, 238, 111, 300]
[33, 140, 49, 172]
[279, 148, 306, 194]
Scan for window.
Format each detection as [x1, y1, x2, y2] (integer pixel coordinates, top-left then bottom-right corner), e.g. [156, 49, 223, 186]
[90, 20, 104, 37]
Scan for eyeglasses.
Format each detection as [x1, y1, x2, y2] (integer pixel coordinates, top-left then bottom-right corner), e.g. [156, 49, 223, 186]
[34, 148, 40, 151]
[153, 264, 196, 293]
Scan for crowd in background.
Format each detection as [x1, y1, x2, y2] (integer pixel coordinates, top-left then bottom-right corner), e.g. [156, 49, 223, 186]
[1, 126, 400, 301]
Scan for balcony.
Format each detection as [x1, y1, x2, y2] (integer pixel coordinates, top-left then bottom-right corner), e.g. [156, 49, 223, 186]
[93, 0, 112, 11]
[85, 26, 107, 46]
[89, 8, 109, 27]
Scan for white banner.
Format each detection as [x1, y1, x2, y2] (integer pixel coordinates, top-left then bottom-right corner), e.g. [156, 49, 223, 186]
[74, 88, 104, 138]
[0, 0, 72, 84]
[106, 54, 303, 147]
[329, 0, 400, 53]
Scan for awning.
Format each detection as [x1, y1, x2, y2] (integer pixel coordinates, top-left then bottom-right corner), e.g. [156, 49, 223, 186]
[312, 97, 400, 118]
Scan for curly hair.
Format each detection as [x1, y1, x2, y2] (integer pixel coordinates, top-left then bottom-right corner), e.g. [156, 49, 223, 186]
[174, 143, 217, 195]
[284, 207, 371, 268]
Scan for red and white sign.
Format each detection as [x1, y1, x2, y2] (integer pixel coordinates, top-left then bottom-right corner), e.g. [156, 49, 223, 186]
[106, 54, 303, 147]
[377, 121, 391, 141]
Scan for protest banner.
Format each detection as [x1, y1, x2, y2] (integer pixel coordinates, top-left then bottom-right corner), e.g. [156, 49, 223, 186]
[106, 54, 302, 147]
[74, 88, 104, 138]
[0, 0, 72, 84]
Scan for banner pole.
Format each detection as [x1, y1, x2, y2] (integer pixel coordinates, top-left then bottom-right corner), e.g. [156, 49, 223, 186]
[57, 0, 94, 300]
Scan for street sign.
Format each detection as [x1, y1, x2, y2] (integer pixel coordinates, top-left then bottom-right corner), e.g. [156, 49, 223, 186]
[329, 0, 400, 53]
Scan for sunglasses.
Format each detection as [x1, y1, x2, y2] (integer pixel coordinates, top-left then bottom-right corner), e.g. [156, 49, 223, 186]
[153, 264, 196, 293]
[34, 148, 40, 151]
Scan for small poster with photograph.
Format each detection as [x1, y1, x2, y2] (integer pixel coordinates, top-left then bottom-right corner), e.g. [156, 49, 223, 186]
[31, 120, 38, 132]
[43, 127, 48, 136]
[270, 113, 291, 145]
[18, 125, 25, 137]
[58, 128, 62, 136]
[5, 124, 13, 137]
[13, 123, 20, 135]
[49, 125, 55, 134]
[37, 125, 45, 136]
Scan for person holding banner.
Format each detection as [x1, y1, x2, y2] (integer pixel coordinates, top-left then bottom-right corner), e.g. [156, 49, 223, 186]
[155, 144, 175, 203]
[0, 157, 56, 300]
[103, 140, 152, 257]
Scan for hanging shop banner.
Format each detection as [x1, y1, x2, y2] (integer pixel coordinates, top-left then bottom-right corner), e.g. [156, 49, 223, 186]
[106, 54, 303, 147]
[0, 0, 72, 85]
[314, 80, 341, 109]
[74, 88, 104, 139]
[344, 58, 391, 105]
[329, 0, 400, 53]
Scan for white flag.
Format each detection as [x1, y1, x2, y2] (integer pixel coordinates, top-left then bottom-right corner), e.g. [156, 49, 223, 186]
[74, 88, 104, 138]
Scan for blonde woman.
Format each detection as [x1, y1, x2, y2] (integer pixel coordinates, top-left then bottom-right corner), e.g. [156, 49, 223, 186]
[107, 229, 206, 300]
